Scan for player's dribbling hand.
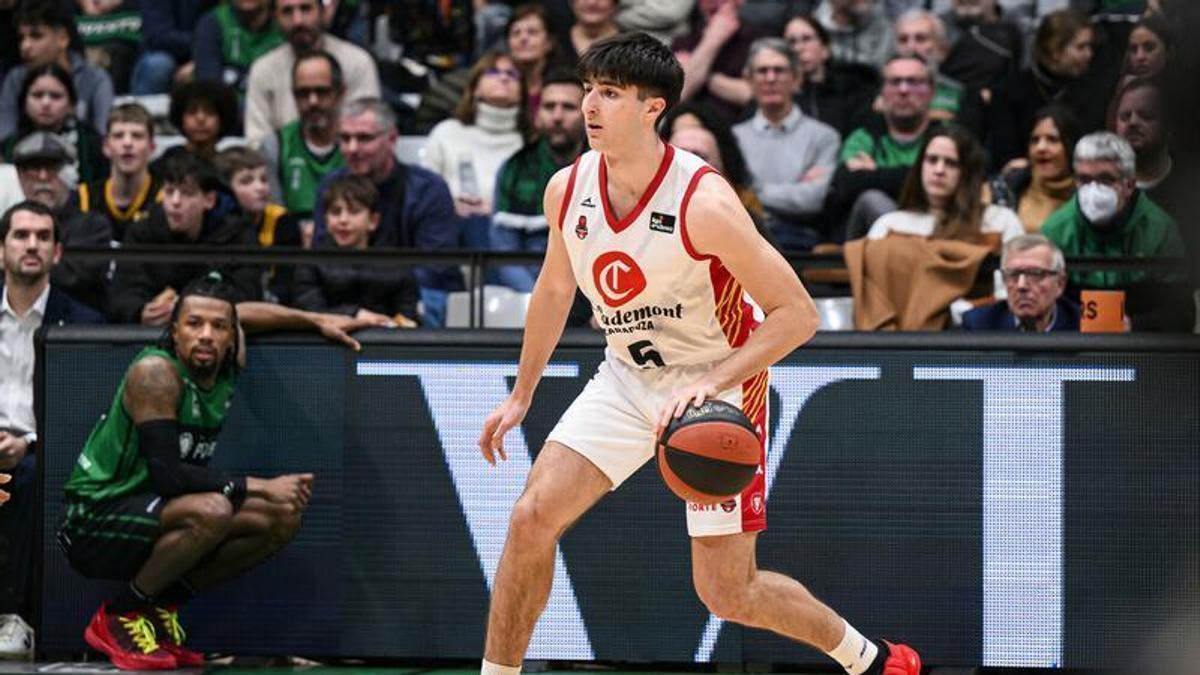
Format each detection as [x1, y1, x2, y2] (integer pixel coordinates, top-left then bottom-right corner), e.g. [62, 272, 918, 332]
[656, 381, 720, 439]
[478, 397, 530, 466]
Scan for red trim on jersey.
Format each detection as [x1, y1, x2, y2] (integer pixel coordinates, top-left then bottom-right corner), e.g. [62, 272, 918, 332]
[740, 369, 769, 532]
[709, 261, 758, 348]
[678, 166, 718, 261]
[598, 143, 675, 233]
[554, 157, 582, 231]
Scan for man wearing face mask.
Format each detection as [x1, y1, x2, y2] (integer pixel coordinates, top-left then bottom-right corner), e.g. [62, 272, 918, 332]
[1042, 131, 1188, 331]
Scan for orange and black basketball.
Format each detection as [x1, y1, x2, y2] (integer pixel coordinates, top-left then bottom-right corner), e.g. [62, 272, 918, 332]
[656, 400, 761, 505]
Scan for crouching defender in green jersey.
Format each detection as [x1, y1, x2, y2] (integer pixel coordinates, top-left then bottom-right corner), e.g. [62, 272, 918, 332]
[58, 273, 373, 670]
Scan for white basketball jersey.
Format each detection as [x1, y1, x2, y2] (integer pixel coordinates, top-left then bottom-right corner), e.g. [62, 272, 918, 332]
[558, 145, 760, 369]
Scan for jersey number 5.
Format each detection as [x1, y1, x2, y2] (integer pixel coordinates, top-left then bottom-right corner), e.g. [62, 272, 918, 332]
[628, 340, 665, 368]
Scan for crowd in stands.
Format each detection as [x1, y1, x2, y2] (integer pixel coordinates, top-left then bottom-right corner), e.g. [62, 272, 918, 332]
[0, 0, 1194, 340]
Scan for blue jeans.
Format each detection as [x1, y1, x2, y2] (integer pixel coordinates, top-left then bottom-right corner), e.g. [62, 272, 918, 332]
[131, 51, 178, 95]
[420, 287, 449, 328]
[489, 224, 548, 293]
[0, 454, 35, 614]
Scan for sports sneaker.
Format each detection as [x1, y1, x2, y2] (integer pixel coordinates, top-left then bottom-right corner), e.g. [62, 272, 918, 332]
[83, 602, 176, 670]
[881, 640, 921, 675]
[151, 605, 205, 666]
[0, 614, 33, 659]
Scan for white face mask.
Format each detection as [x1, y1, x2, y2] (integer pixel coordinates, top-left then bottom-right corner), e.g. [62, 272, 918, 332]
[1077, 182, 1121, 225]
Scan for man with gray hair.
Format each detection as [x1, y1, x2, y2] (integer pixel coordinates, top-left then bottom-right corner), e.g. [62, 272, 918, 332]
[894, 9, 981, 129]
[313, 97, 462, 326]
[962, 233, 1079, 331]
[732, 37, 840, 250]
[1042, 131, 1188, 330]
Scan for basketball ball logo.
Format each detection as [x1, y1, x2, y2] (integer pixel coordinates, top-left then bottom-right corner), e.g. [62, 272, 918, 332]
[593, 251, 646, 307]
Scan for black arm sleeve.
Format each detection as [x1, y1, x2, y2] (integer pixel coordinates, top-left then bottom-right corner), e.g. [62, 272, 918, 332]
[137, 420, 247, 510]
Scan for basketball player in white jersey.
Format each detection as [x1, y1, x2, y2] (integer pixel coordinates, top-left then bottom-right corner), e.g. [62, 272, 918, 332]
[477, 33, 921, 675]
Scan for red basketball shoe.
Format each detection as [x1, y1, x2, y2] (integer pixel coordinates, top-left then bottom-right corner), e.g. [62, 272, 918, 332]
[83, 602, 176, 670]
[152, 605, 206, 666]
[881, 640, 922, 675]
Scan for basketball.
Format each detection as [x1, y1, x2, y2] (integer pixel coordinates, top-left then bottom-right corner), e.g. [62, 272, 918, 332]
[656, 399, 761, 505]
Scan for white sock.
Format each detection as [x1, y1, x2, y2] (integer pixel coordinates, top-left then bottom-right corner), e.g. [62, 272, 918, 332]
[827, 620, 879, 675]
[481, 659, 521, 675]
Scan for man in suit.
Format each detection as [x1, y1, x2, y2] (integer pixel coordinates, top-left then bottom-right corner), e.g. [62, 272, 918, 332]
[0, 200, 103, 656]
[963, 233, 1080, 331]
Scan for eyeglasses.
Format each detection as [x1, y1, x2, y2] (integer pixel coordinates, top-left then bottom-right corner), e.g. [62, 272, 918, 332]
[751, 65, 792, 78]
[484, 67, 521, 81]
[884, 76, 931, 89]
[293, 86, 336, 99]
[1001, 267, 1061, 282]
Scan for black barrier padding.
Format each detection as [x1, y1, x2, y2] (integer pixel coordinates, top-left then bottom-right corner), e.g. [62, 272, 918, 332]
[35, 331, 1200, 669]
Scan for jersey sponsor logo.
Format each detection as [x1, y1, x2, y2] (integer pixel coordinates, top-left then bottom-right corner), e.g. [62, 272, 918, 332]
[720, 498, 737, 513]
[750, 493, 764, 514]
[592, 251, 646, 307]
[649, 211, 676, 234]
[178, 429, 219, 463]
[579, 196, 596, 208]
[595, 302, 683, 335]
[575, 215, 588, 240]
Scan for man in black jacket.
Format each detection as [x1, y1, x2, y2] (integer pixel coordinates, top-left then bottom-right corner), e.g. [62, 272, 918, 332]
[108, 152, 261, 325]
[0, 200, 103, 658]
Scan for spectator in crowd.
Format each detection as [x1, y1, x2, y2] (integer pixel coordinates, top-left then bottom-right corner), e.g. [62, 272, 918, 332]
[0, 3, 113, 138]
[492, 67, 585, 292]
[868, 124, 1023, 245]
[12, 132, 112, 314]
[732, 37, 840, 250]
[214, 146, 287, 248]
[1119, 14, 1171, 84]
[673, 0, 770, 121]
[260, 49, 346, 219]
[783, 14, 879, 136]
[813, 0, 895, 69]
[0, 200, 104, 655]
[831, 54, 936, 241]
[152, 80, 240, 172]
[78, 102, 160, 242]
[1109, 78, 1176, 211]
[130, 0, 214, 95]
[989, 103, 1079, 233]
[1, 63, 108, 186]
[245, 0, 381, 143]
[1041, 131, 1186, 330]
[615, 0, 692, 45]
[560, 0, 621, 68]
[962, 233, 1080, 331]
[423, 51, 527, 251]
[109, 152, 261, 325]
[506, 4, 561, 120]
[294, 175, 419, 326]
[893, 9, 982, 130]
[75, 0, 142, 93]
[192, 0, 283, 96]
[988, 9, 1106, 168]
[315, 98, 462, 326]
[938, 0, 1024, 96]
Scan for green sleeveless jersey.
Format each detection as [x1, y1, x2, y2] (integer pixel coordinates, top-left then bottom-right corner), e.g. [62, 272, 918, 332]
[215, 4, 284, 92]
[64, 347, 237, 504]
[278, 121, 346, 214]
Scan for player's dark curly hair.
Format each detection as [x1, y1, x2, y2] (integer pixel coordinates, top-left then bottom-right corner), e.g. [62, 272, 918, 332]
[158, 272, 241, 377]
[577, 32, 683, 122]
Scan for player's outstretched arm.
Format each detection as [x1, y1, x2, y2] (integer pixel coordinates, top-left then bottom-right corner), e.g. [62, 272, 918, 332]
[235, 301, 383, 353]
[657, 173, 820, 431]
[478, 165, 580, 465]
